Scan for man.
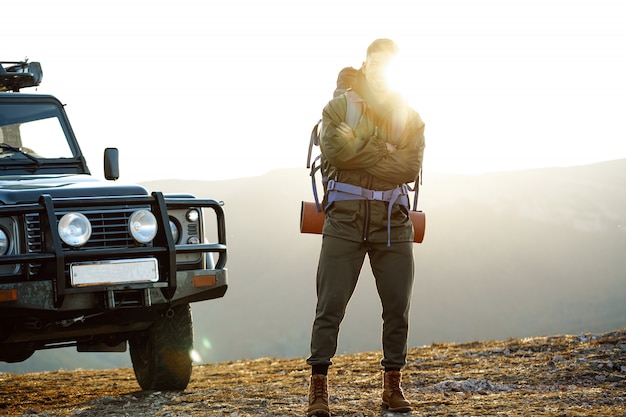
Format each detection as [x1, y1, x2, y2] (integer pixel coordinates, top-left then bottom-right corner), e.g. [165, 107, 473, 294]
[306, 39, 426, 416]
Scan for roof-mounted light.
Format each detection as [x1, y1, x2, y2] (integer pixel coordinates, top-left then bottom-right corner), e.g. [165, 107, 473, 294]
[0, 60, 43, 92]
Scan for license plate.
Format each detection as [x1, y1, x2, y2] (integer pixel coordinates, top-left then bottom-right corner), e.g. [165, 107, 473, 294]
[70, 258, 159, 287]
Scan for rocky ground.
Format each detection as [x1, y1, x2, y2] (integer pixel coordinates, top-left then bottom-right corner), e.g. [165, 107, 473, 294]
[1, 328, 626, 417]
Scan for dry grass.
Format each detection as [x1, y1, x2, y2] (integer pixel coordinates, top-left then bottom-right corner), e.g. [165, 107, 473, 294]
[1, 329, 625, 416]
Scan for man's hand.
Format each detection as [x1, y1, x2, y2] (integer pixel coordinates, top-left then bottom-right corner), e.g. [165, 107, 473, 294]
[337, 122, 356, 140]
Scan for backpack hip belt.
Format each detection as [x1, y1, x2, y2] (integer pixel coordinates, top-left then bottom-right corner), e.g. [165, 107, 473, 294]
[326, 180, 410, 207]
[325, 180, 410, 246]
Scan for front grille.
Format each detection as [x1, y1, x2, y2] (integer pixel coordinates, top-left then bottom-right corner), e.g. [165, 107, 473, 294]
[25, 207, 145, 252]
[81, 210, 136, 248]
[25, 214, 42, 253]
[24, 207, 149, 279]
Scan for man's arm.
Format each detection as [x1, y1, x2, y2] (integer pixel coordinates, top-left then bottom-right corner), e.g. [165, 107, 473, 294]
[320, 98, 388, 170]
[366, 112, 425, 184]
[366, 146, 424, 184]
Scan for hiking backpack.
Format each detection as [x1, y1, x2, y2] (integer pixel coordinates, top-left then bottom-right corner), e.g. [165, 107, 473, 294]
[301, 92, 425, 243]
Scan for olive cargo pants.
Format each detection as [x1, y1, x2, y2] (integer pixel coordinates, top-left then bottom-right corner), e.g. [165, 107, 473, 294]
[307, 235, 415, 369]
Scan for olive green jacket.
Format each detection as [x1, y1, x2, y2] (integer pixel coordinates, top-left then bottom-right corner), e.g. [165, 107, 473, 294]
[320, 90, 426, 244]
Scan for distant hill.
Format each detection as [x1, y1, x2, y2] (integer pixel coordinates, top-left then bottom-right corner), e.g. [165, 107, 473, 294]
[2, 160, 625, 373]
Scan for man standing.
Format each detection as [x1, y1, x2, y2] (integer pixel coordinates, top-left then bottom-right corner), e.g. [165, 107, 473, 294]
[306, 39, 426, 416]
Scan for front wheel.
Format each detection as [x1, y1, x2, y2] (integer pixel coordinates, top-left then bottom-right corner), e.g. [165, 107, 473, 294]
[0, 343, 35, 363]
[129, 304, 194, 390]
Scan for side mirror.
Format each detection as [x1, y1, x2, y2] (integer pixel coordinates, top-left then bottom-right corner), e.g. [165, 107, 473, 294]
[104, 147, 119, 180]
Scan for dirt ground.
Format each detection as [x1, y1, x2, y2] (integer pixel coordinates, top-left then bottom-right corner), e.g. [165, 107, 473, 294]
[1, 328, 626, 417]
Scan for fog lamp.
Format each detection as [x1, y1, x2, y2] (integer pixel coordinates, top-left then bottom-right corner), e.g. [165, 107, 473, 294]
[129, 210, 157, 244]
[58, 213, 92, 247]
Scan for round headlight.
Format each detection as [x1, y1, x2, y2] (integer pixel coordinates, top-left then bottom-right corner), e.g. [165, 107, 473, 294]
[186, 209, 199, 222]
[0, 228, 10, 255]
[129, 210, 157, 244]
[58, 213, 92, 247]
[169, 218, 180, 244]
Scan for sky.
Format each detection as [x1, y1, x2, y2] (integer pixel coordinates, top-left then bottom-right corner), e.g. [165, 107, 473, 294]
[3, 0, 625, 183]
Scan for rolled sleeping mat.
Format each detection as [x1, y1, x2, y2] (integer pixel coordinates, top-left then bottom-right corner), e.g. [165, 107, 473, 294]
[409, 210, 426, 243]
[300, 201, 326, 235]
[300, 201, 426, 243]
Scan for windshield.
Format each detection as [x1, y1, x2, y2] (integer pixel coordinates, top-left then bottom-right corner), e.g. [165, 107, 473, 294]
[0, 103, 74, 160]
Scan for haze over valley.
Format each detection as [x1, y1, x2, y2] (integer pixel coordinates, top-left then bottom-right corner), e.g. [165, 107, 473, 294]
[2, 160, 625, 373]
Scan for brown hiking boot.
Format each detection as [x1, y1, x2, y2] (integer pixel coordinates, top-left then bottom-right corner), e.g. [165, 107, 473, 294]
[382, 370, 412, 413]
[307, 374, 330, 416]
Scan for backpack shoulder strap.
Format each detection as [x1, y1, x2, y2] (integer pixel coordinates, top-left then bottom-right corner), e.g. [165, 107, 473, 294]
[412, 169, 421, 211]
[344, 90, 365, 130]
[307, 119, 322, 169]
[307, 119, 325, 211]
[390, 101, 409, 145]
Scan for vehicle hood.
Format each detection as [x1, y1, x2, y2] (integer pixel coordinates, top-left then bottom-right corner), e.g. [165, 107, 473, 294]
[0, 174, 149, 204]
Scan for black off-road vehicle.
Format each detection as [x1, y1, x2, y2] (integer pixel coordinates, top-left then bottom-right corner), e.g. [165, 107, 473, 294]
[0, 60, 228, 390]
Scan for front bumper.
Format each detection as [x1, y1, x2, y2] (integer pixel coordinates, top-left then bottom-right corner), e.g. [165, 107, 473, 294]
[0, 191, 228, 308]
[0, 267, 228, 312]
[0, 267, 227, 345]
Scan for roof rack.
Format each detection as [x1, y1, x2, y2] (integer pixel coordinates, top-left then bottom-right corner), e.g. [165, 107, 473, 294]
[0, 60, 43, 92]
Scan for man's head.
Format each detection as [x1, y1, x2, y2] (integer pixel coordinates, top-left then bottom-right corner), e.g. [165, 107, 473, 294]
[363, 39, 399, 95]
[366, 38, 399, 58]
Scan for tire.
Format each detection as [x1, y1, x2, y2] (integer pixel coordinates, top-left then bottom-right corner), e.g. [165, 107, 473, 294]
[0, 343, 35, 363]
[129, 304, 194, 391]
